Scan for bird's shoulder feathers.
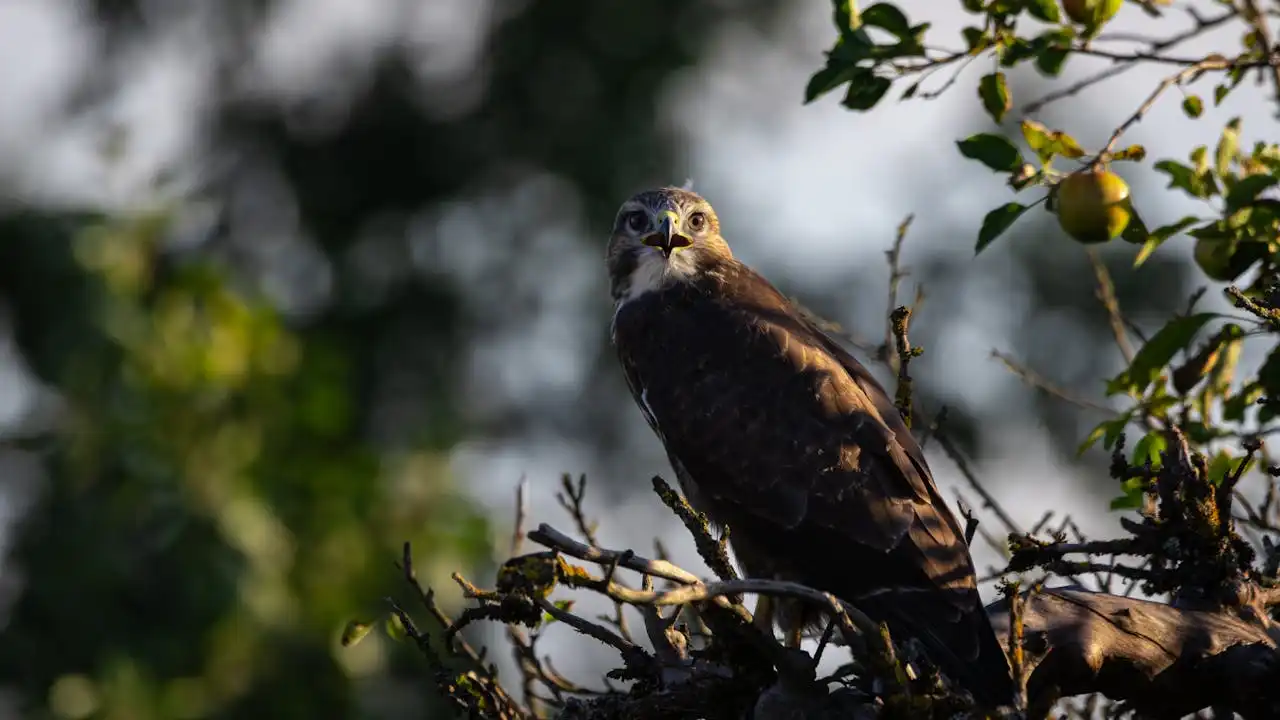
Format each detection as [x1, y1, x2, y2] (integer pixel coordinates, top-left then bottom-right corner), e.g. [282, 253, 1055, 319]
[612, 260, 973, 601]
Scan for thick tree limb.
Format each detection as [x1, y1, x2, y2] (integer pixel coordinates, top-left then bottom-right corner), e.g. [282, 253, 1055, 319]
[987, 587, 1280, 719]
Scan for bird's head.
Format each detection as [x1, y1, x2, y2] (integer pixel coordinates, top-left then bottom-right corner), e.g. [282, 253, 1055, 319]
[606, 187, 733, 302]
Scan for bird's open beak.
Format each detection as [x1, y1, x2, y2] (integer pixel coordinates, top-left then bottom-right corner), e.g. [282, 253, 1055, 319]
[642, 211, 693, 258]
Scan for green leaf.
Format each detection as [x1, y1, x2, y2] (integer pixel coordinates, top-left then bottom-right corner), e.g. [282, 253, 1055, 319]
[833, 0, 856, 34]
[1121, 201, 1151, 248]
[1154, 160, 1215, 199]
[1154, 160, 1195, 190]
[975, 202, 1030, 253]
[1185, 220, 1225, 242]
[1132, 238, 1162, 267]
[1109, 487, 1144, 511]
[1255, 142, 1280, 172]
[1035, 46, 1069, 76]
[1216, 117, 1241, 177]
[1110, 472, 1151, 510]
[1030, 28, 1072, 77]
[341, 619, 374, 648]
[860, 3, 913, 38]
[1259, 344, 1280, 396]
[543, 598, 575, 625]
[1262, 401, 1280, 425]
[1020, 119, 1085, 163]
[1182, 95, 1204, 118]
[829, 34, 874, 64]
[1113, 144, 1146, 162]
[1224, 173, 1279, 212]
[1207, 451, 1253, 486]
[957, 133, 1023, 172]
[1191, 145, 1209, 174]
[1054, 133, 1086, 159]
[1223, 202, 1250, 230]
[1143, 382, 1180, 419]
[841, 69, 892, 110]
[1206, 325, 1244, 396]
[1131, 430, 1167, 469]
[1079, 422, 1108, 455]
[999, 36, 1039, 67]
[1020, 119, 1051, 158]
[1223, 383, 1263, 422]
[1106, 313, 1215, 397]
[805, 62, 858, 103]
[979, 72, 1012, 123]
[1079, 414, 1132, 455]
[1024, 0, 1061, 22]
[385, 613, 408, 643]
[962, 26, 987, 52]
[1133, 215, 1198, 268]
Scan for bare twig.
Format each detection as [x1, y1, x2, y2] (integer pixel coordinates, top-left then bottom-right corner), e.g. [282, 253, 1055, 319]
[503, 480, 544, 713]
[1022, 10, 1240, 113]
[890, 306, 920, 428]
[956, 496, 980, 547]
[557, 473, 599, 547]
[1003, 580, 1029, 713]
[535, 596, 644, 660]
[883, 214, 915, 357]
[1088, 249, 1136, 363]
[1227, 285, 1280, 329]
[650, 477, 741, 589]
[393, 542, 528, 718]
[935, 429, 1024, 537]
[528, 524, 704, 587]
[1100, 55, 1239, 155]
[990, 350, 1112, 412]
[511, 477, 529, 556]
[1072, 46, 1266, 68]
[528, 522, 878, 645]
[1241, 0, 1280, 108]
[916, 53, 978, 100]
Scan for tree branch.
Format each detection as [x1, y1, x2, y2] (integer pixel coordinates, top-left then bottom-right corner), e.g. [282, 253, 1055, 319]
[987, 588, 1280, 720]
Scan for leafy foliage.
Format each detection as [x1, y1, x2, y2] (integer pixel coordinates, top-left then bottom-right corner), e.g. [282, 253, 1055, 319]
[0, 210, 493, 718]
[806, 0, 1280, 560]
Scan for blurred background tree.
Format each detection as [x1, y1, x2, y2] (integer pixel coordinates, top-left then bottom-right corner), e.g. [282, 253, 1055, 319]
[0, 0, 1260, 718]
[0, 2, 797, 718]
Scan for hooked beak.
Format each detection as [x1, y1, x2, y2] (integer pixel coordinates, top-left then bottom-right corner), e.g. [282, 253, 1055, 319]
[641, 211, 692, 258]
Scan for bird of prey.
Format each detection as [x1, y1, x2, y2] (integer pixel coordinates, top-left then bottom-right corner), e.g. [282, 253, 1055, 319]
[605, 186, 1014, 708]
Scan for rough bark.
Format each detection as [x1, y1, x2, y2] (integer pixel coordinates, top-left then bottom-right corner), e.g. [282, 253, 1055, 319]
[987, 587, 1279, 719]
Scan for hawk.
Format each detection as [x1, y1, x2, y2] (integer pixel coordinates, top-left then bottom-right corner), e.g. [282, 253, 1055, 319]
[605, 187, 1014, 707]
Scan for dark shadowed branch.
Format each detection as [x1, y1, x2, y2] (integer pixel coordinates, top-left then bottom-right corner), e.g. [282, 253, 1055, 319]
[987, 588, 1279, 719]
[391, 468, 1280, 719]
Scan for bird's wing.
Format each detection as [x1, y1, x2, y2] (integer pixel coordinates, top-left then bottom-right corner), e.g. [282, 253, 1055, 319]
[612, 267, 1014, 704]
[807, 317, 971, 550]
[612, 267, 975, 602]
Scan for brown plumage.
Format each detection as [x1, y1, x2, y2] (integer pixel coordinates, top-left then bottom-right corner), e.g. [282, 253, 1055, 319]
[605, 187, 1013, 707]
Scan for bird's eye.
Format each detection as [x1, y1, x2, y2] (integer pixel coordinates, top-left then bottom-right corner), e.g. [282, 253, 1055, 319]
[625, 211, 648, 232]
[688, 212, 707, 231]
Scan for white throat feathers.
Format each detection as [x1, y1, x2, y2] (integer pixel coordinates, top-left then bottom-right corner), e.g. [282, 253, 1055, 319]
[619, 247, 701, 305]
